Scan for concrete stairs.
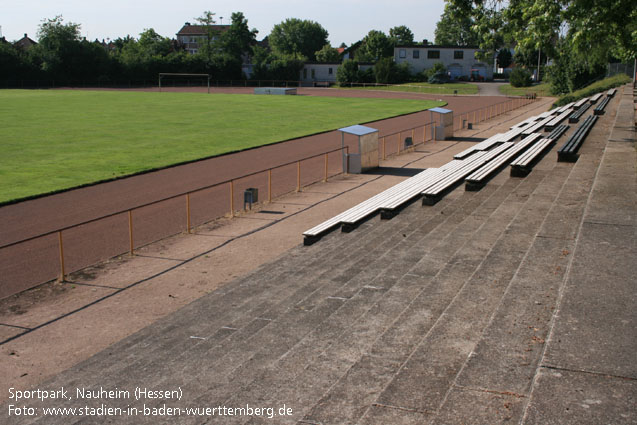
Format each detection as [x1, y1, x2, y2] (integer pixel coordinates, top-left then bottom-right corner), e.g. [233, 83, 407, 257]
[11, 91, 631, 425]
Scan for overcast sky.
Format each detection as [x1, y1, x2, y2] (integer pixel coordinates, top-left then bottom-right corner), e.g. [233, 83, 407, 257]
[1, 0, 445, 46]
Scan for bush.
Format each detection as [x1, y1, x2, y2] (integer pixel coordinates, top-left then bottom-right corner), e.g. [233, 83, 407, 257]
[428, 70, 450, 84]
[509, 68, 532, 87]
[552, 74, 631, 107]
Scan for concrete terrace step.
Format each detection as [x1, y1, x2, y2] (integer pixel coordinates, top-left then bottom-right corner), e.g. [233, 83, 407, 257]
[20, 163, 533, 425]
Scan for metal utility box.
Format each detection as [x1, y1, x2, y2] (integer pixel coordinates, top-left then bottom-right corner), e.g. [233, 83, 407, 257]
[430, 107, 454, 140]
[244, 188, 258, 209]
[338, 125, 379, 174]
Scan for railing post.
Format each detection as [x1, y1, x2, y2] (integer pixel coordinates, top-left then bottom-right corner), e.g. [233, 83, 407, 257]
[58, 231, 66, 281]
[324, 153, 328, 182]
[186, 193, 191, 234]
[230, 180, 234, 217]
[296, 161, 301, 192]
[411, 129, 415, 148]
[382, 137, 386, 160]
[128, 210, 134, 256]
[268, 169, 272, 202]
[398, 132, 401, 154]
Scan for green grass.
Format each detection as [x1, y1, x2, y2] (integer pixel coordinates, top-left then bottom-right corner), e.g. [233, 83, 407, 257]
[552, 74, 631, 107]
[340, 82, 479, 95]
[499, 83, 552, 97]
[0, 90, 444, 203]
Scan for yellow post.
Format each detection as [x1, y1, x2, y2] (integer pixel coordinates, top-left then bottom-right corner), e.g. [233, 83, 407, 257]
[186, 193, 191, 234]
[411, 128, 415, 148]
[296, 161, 301, 192]
[324, 153, 328, 182]
[58, 231, 65, 281]
[230, 180, 234, 217]
[268, 169, 272, 202]
[423, 124, 426, 143]
[398, 132, 402, 154]
[473, 111, 476, 124]
[382, 137, 386, 160]
[128, 210, 134, 256]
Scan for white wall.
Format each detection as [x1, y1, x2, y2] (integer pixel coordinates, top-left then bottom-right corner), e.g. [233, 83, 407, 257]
[394, 46, 493, 80]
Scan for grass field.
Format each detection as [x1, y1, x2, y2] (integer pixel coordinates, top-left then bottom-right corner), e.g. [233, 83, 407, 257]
[499, 83, 552, 97]
[0, 90, 444, 204]
[342, 82, 479, 95]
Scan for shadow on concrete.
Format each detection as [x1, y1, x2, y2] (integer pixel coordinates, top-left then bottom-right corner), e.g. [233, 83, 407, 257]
[446, 137, 486, 143]
[364, 167, 425, 177]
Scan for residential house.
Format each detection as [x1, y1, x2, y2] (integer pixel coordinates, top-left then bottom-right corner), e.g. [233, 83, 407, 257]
[176, 22, 229, 54]
[394, 45, 493, 80]
[299, 62, 373, 84]
[14, 33, 37, 51]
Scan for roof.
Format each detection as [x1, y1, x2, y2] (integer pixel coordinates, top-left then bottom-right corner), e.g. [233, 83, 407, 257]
[338, 125, 378, 136]
[430, 107, 453, 114]
[395, 45, 480, 50]
[177, 24, 230, 36]
[14, 34, 37, 50]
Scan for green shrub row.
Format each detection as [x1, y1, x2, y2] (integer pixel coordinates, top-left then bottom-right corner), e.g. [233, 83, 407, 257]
[553, 74, 631, 107]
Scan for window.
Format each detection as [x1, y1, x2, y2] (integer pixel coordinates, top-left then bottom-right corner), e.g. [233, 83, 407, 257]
[454, 50, 464, 60]
[413, 50, 420, 59]
[427, 50, 440, 59]
[399, 49, 406, 58]
[328, 67, 333, 75]
[311, 69, 316, 79]
[303, 69, 307, 79]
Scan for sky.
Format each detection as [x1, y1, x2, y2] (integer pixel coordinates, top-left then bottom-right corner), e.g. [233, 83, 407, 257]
[1, 0, 446, 47]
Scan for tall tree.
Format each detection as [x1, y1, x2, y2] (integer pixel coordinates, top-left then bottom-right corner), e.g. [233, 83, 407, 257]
[389, 26, 415, 46]
[194, 10, 220, 65]
[434, 1, 479, 46]
[269, 18, 329, 61]
[220, 12, 258, 61]
[315, 44, 340, 62]
[357, 30, 393, 63]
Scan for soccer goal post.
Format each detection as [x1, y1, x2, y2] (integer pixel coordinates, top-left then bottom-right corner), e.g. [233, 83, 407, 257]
[158, 73, 211, 93]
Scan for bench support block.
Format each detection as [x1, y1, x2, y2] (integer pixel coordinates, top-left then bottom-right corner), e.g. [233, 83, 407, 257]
[341, 222, 360, 233]
[303, 235, 321, 246]
[557, 152, 579, 163]
[465, 180, 486, 191]
[380, 209, 398, 220]
[422, 194, 442, 206]
[510, 165, 531, 178]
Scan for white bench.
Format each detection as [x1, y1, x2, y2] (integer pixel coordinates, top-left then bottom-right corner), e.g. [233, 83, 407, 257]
[589, 93, 604, 104]
[522, 115, 555, 135]
[510, 138, 555, 177]
[544, 109, 573, 131]
[573, 98, 589, 109]
[557, 102, 575, 113]
[464, 134, 542, 190]
[453, 133, 504, 159]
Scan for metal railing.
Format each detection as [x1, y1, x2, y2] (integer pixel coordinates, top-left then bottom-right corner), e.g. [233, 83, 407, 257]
[377, 96, 538, 159]
[0, 94, 537, 298]
[0, 146, 348, 298]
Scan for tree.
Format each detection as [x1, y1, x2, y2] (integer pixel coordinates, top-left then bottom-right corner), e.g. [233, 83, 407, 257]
[220, 12, 258, 61]
[434, 1, 480, 46]
[389, 26, 415, 46]
[496, 48, 512, 69]
[336, 59, 361, 84]
[357, 30, 393, 63]
[269, 18, 329, 61]
[194, 10, 220, 65]
[315, 44, 340, 62]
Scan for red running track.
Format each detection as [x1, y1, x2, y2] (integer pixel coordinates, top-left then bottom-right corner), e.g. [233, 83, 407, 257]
[0, 87, 523, 298]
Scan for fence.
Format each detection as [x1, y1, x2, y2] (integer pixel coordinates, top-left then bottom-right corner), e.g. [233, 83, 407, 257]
[0, 147, 347, 299]
[377, 96, 537, 159]
[0, 94, 537, 299]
